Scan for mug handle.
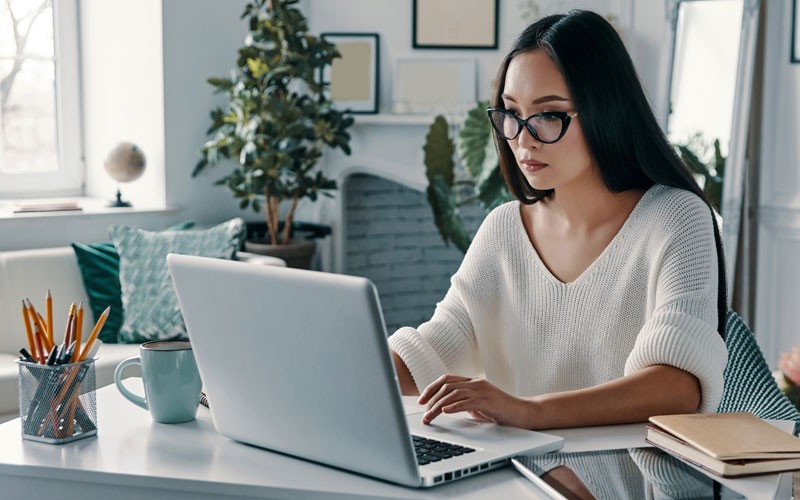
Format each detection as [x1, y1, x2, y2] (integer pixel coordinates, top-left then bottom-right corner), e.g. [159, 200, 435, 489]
[114, 356, 148, 410]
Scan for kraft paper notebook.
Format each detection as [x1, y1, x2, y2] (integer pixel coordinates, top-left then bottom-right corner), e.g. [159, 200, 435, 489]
[646, 412, 800, 477]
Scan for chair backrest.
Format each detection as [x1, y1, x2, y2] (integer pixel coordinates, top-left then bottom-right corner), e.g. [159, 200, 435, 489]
[717, 310, 800, 435]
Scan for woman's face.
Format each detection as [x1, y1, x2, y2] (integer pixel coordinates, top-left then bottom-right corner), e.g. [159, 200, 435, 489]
[501, 49, 595, 192]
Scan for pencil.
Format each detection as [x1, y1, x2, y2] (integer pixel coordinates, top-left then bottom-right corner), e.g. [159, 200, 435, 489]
[32, 324, 45, 364]
[21, 301, 36, 360]
[26, 300, 53, 352]
[73, 303, 84, 363]
[46, 289, 53, 345]
[64, 302, 76, 346]
[78, 306, 110, 361]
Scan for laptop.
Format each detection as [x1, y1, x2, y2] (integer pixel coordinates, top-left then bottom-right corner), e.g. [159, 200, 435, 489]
[167, 254, 564, 488]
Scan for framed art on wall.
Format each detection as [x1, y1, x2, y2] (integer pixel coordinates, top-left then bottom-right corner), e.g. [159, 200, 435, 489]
[413, 0, 499, 49]
[321, 33, 380, 113]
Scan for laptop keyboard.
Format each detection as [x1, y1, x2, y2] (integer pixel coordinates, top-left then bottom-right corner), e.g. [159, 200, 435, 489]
[412, 435, 475, 465]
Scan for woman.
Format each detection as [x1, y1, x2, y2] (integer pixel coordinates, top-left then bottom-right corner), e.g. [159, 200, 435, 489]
[389, 10, 728, 430]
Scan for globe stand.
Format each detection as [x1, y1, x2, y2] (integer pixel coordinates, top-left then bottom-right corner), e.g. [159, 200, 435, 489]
[109, 187, 132, 208]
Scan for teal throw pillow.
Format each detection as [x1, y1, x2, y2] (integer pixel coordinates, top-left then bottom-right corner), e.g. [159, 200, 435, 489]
[70, 241, 123, 344]
[71, 221, 196, 344]
[109, 218, 244, 343]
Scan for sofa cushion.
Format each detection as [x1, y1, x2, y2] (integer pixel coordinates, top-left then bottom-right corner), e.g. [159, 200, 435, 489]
[71, 221, 196, 344]
[70, 242, 123, 344]
[109, 218, 244, 343]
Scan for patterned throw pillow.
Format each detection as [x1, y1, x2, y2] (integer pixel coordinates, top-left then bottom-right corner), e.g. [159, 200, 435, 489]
[109, 218, 244, 343]
[71, 221, 196, 344]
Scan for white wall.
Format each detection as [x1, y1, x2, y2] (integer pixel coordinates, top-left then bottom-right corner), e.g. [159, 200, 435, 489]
[755, 0, 800, 367]
[0, 0, 251, 250]
[305, 0, 664, 112]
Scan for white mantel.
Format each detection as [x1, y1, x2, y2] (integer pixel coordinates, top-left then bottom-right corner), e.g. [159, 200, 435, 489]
[297, 114, 440, 273]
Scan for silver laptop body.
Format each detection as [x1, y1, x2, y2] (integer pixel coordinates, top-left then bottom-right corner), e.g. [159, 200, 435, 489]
[167, 254, 563, 488]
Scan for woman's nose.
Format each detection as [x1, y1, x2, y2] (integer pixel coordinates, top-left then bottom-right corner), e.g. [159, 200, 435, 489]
[516, 126, 542, 149]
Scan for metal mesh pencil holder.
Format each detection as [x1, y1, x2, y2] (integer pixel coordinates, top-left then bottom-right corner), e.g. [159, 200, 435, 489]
[18, 359, 97, 444]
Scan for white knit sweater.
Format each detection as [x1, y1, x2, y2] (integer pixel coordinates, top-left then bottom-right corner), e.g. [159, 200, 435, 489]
[389, 185, 728, 413]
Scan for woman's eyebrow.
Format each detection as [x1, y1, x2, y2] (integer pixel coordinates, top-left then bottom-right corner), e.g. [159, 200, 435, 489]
[501, 94, 570, 105]
[531, 95, 570, 105]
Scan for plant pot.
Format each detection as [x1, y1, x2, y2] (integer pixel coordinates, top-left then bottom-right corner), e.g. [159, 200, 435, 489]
[244, 239, 316, 269]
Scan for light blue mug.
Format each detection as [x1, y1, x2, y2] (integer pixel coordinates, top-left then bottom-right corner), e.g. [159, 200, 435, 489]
[114, 340, 202, 424]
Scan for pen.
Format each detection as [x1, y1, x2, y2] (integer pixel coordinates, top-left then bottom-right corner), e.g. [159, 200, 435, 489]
[19, 348, 36, 363]
[45, 345, 58, 366]
[510, 458, 568, 500]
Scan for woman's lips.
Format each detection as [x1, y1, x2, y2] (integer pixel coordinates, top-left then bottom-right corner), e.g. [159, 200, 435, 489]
[521, 160, 547, 172]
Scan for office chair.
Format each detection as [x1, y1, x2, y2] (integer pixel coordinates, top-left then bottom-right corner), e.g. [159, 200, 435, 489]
[717, 310, 800, 435]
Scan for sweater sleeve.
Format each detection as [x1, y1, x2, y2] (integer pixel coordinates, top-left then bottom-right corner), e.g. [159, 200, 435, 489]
[388, 206, 505, 392]
[624, 193, 727, 413]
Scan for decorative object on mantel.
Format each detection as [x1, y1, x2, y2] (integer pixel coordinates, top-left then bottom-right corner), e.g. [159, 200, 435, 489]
[412, 0, 499, 49]
[321, 33, 380, 114]
[104, 142, 146, 208]
[392, 58, 476, 115]
[193, 0, 353, 269]
[424, 101, 511, 253]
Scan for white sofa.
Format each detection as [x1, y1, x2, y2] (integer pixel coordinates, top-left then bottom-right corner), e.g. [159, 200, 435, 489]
[0, 247, 284, 421]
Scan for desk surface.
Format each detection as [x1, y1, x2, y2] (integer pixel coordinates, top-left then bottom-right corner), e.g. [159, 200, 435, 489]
[0, 382, 792, 499]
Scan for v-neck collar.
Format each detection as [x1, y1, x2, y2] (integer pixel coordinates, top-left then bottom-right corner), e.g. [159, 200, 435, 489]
[515, 186, 657, 287]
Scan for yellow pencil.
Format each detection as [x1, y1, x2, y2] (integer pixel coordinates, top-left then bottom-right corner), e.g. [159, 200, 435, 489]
[21, 301, 36, 361]
[73, 302, 84, 363]
[26, 300, 53, 352]
[46, 289, 53, 345]
[78, 306, 110, 361]
[64, 302, 76, 345]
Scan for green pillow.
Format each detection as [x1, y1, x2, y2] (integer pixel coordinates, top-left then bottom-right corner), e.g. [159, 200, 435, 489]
[70, 241, 123, 344]
[71, 221, 196, 344]
[110, 218, 244, 343]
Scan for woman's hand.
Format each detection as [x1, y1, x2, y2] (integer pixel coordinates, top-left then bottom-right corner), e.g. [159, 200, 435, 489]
[417, 375, 533, 429]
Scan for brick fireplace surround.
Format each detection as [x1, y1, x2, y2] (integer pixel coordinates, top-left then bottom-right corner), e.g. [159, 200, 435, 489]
[301, 115, 486, 334]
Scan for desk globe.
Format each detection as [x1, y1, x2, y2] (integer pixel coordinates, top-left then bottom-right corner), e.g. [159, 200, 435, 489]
[105, 142, 146, 207]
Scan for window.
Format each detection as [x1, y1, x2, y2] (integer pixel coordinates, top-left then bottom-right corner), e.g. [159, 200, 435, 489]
[0, 0, 81, 198]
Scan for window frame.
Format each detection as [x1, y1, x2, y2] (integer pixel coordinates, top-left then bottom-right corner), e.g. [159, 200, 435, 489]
[0, 0, 83, 198]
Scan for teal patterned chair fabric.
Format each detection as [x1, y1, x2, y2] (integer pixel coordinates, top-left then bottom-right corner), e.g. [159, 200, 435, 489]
[717, 310, 800, 435]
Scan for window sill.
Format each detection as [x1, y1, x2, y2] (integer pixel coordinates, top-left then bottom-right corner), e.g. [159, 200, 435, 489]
[0, 197, 176, 220]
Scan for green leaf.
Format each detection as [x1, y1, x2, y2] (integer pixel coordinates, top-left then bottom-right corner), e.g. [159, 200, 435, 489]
[458, 101, 491, 179]
[424, 116, 455, 187]
[427, 176, 471, 253]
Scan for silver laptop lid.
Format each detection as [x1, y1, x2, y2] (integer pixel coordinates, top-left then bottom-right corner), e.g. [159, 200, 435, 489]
[167, 254, 421, 487]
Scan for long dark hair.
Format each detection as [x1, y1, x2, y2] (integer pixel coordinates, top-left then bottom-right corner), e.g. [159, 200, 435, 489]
[492, 10, 727, 339]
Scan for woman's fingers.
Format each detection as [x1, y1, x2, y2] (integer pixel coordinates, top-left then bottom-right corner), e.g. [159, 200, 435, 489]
[422, 386, 479, 424]
[417, 374, 471, 405]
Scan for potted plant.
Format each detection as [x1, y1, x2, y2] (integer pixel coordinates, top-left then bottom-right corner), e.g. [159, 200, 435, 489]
[193, 0, 353, 268]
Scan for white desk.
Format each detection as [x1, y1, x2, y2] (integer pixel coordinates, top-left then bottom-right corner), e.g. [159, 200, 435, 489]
[0, 382, 792, 499]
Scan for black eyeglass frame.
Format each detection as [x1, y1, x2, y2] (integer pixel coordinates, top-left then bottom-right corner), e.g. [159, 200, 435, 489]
[486, 107, 578, 144]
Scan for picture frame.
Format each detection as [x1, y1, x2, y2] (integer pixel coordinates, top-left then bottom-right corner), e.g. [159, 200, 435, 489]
[413, 0, 499, 49]
[392, 58, 476, 114]
[793, 0, 800, 63]
[321, 33, 380, 114]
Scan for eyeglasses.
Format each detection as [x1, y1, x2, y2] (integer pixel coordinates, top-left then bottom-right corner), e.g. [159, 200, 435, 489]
[487, 107, 578, 144]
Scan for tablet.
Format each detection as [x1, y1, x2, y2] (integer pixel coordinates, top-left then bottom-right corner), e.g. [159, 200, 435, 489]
[517, 448, 746, 499]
